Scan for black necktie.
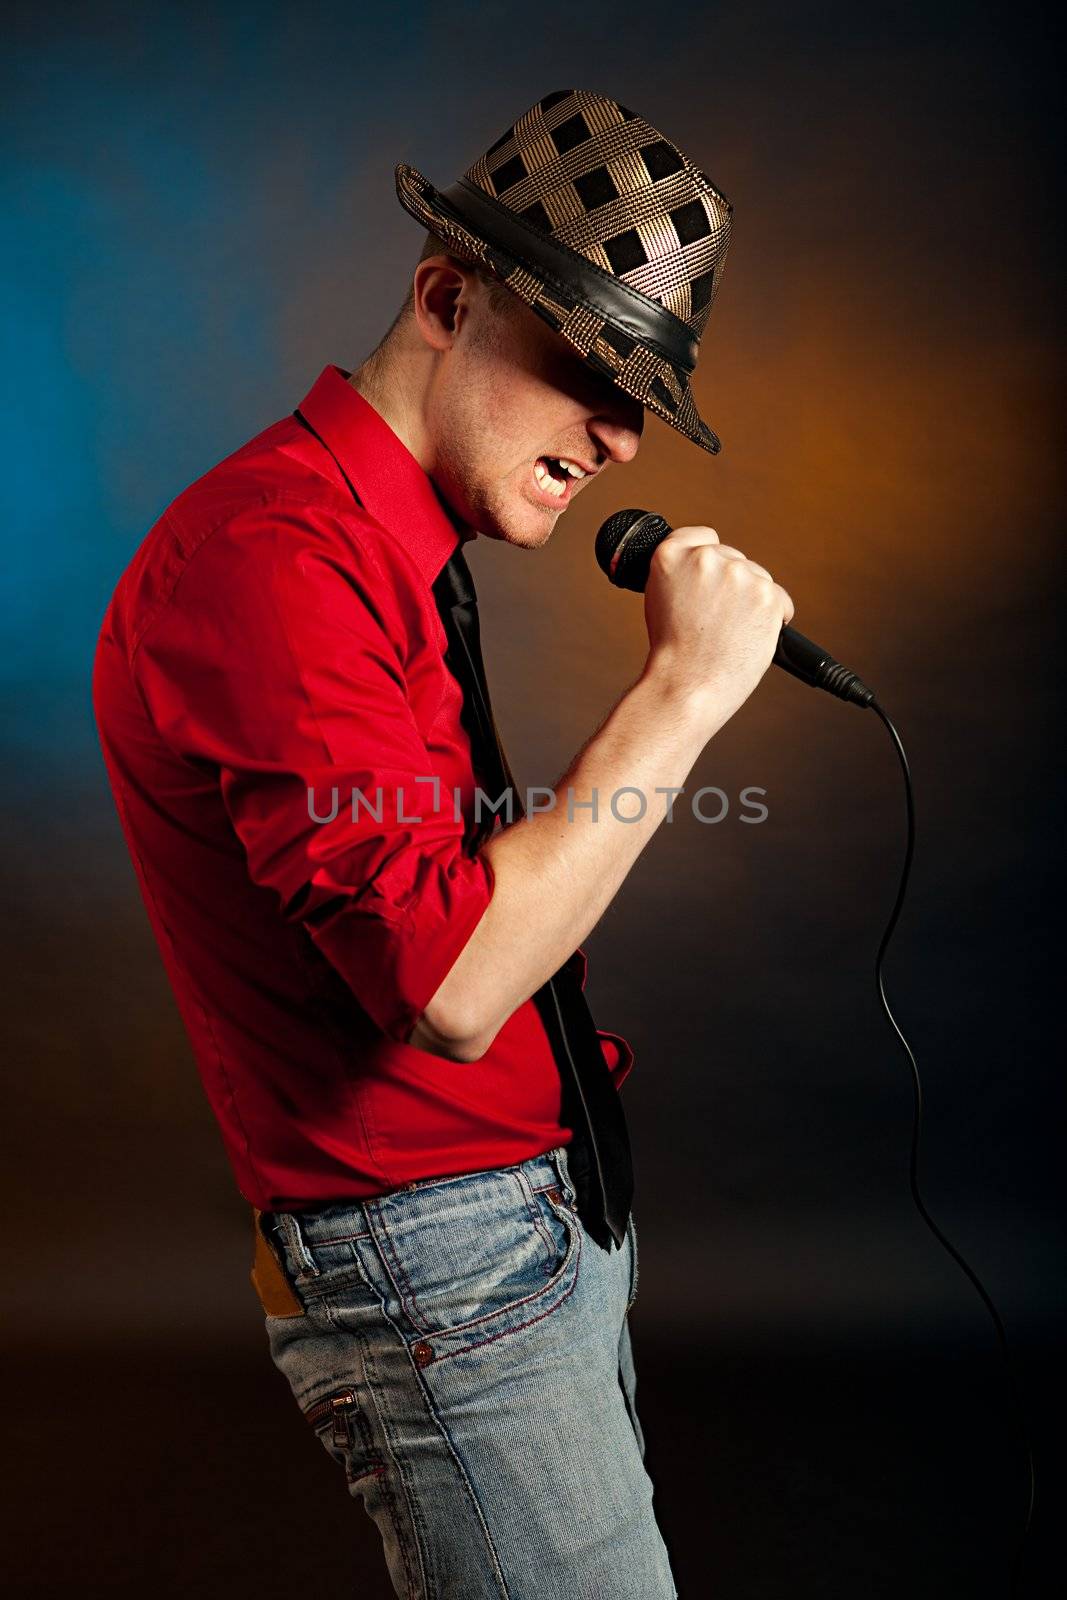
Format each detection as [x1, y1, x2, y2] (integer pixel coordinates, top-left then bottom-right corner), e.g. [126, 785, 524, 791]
[432, 546, 634, 1252]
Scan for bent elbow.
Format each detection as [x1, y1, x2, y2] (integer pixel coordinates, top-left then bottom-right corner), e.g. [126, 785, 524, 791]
[406, 1000, 496, 1063]
[442, 1031, 494, 1064]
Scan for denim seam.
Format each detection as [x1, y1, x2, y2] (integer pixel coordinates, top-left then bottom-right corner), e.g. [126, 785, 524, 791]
[344, 1319, 428, 1600]
[341, 1303, 506, 1599]
[627, 1214, 639, 1311]
[405, 1362, 513, 1598]
[372, 1468, 422, 1599]
[303, 1227, 373, 1246]
[371, 1204, 435, 1334]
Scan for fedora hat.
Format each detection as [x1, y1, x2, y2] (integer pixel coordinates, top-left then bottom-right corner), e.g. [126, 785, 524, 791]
[395, 88, 733, 454]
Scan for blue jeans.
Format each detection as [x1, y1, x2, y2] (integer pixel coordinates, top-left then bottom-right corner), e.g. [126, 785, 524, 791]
[259, 1142, 678, 1598]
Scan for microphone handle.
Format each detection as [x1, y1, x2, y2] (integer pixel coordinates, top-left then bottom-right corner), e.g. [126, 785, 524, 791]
[774, 625, 875, 707]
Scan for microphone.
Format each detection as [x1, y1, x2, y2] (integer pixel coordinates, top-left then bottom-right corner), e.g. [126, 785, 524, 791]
[595, 509, 875, 708]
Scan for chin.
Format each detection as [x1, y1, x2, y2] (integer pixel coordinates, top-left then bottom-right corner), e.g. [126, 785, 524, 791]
[501, 522, 557, 551]
[475, 502, 559, 550]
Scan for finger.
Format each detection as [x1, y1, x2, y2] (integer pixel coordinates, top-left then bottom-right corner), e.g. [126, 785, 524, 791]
[712, 547, 774, 582]
[661, 524, 721, 552]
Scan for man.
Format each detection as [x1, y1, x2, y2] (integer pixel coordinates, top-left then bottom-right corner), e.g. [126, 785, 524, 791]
[93, 89, 792, 1598]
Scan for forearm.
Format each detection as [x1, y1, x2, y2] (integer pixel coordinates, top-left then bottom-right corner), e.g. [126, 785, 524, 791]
[409, 661, 730, 1058]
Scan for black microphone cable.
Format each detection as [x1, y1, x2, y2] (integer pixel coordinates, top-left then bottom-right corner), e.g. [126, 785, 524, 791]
[868, 697, 1035, 1596]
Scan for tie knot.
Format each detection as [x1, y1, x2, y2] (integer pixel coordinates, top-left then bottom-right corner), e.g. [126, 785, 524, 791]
[432, 547, 477, 614]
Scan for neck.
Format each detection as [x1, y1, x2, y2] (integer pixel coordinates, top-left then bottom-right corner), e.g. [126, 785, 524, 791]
[347, 340, 473, 543]
[347, 336, 435, 473]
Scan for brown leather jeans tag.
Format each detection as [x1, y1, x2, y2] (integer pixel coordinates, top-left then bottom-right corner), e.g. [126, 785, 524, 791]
[250, 1206, 306, 1318]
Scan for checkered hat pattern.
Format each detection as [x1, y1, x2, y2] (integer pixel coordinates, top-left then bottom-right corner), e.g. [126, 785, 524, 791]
[395, 89, 733, 453]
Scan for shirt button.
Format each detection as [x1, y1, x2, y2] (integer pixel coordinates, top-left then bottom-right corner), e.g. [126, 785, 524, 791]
[412, 1340, 434, 1367]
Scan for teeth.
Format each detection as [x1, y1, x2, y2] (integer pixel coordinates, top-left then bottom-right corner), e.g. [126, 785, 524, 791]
[558, 459, 587, 478]
[534, 459, 567, 498]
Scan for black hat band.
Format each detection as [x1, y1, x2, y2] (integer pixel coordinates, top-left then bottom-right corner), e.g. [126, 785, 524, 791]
[435, 176, 699, 376]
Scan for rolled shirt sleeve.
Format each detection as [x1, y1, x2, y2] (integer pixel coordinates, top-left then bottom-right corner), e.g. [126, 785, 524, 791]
[133, 499, 493, 1042]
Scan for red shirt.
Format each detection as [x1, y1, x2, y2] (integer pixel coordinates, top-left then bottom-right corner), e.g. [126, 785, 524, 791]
[92, 363, 633, 1212]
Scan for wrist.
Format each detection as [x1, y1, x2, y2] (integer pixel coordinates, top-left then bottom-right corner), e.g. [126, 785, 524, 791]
[637, 652, 735, 737]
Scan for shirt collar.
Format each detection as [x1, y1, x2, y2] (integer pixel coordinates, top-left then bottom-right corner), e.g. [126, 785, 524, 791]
[296, 364, 466, 584]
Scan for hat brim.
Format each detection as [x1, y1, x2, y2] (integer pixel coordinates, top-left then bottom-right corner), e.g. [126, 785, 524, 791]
[395, 162, 721, 456]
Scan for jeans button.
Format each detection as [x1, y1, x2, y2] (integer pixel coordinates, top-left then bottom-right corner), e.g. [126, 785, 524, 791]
[412, 1340, 434, 1367]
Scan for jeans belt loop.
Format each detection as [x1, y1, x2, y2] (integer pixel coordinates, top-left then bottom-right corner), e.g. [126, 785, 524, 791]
[275, 1209, 321, 1279]
[552, 1144, 577, 1207]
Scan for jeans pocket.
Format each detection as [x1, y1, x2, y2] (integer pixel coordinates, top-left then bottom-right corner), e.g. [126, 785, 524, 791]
[355, 1165, 582, 1348]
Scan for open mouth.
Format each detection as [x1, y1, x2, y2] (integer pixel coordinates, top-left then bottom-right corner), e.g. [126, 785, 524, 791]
[531, 455, 589, 503]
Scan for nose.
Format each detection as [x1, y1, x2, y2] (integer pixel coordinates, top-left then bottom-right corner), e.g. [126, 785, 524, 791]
[587, 397, 644, 467]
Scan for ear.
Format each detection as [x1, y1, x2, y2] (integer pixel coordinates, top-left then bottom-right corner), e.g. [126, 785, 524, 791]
[411, 255, 475, 352]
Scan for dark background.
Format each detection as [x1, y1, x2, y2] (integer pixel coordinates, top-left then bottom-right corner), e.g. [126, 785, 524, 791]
[3, 2, 1062, 1595]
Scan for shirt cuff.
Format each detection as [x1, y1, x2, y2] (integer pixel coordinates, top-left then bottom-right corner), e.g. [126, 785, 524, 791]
[597, 1028, 636, 1091]
[308, 846, 495, 1043]
[565, 947, 635, 1090]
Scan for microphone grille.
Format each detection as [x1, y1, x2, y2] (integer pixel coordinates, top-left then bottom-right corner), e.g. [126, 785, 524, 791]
[595, 509, 672, 593]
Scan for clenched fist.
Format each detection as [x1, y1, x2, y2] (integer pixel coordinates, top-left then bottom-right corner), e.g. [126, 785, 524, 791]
[643, 525, 794, 720]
